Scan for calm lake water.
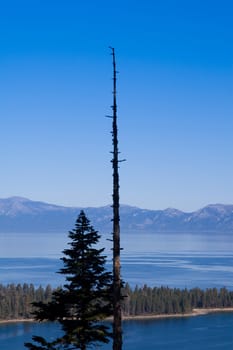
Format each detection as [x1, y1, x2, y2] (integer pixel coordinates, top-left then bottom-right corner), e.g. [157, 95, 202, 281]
[0, 231, 233, 349]
[0, 231, 233, 289]
[1, 313, 233, 350]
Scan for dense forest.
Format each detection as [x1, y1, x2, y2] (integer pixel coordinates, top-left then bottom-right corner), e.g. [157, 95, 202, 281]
[122, 284, 233, 316]
[0, 284, 53, 320]
[1, 283, 233, 320]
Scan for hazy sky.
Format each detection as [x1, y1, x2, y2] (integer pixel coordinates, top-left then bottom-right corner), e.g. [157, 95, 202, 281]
[0, 0, 232, 212]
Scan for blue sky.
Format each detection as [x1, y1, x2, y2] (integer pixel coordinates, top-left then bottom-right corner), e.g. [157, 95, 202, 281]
[0, 0, 232, 211]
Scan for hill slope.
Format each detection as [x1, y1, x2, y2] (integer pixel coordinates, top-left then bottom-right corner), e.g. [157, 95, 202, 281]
[0, 197, 233, 233]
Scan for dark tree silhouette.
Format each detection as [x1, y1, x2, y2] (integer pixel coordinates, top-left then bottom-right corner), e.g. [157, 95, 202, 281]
[25, 210, 113, 350]
[110, 47, 123, 350]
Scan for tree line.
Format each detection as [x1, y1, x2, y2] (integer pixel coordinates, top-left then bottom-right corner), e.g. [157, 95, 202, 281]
[0, 283, 53, 320]
[122, 284, 233, 315]
[1, 282, 233, 320]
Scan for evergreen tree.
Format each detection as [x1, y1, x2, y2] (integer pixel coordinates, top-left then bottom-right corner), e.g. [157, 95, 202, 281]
[25, 210, 113, 350]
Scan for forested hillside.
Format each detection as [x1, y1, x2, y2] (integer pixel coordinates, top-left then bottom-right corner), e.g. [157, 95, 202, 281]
[0, 284, 53, 319]
[1, 283, 233, 320]
[122, 284, 233, 315]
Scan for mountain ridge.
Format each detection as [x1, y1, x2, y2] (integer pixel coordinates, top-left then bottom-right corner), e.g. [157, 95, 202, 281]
[0, 197, 233, 233]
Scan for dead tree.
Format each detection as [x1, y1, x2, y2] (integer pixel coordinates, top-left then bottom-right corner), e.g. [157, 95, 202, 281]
[109, 47, 123, 350]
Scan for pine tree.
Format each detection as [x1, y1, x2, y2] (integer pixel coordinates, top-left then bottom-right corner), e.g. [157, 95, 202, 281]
[25, 210, 113, 350]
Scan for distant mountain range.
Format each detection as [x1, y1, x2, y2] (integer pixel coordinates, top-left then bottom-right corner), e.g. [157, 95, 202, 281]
[0, 197, 233, 233]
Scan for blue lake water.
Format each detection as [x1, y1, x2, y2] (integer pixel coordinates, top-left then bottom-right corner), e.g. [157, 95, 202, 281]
[0, 232, 233, 289]
[0, 231, 233, 349]
[1, 313, 233, 350]
[0, 253, 233, 290]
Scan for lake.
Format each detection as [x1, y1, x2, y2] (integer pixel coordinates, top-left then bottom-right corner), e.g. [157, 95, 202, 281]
[0, 231, 233, 289]
[0, 231, 233, 349]
[1, 313, 233, 350]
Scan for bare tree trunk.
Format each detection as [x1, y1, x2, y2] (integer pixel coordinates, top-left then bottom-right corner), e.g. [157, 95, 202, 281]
[110, 47, 123, 350]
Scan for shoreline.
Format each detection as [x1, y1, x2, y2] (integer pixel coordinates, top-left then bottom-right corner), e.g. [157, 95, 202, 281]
[122, 307, 233, 320]
[0, 318, 34, 325]
[1, 308, 233, 325]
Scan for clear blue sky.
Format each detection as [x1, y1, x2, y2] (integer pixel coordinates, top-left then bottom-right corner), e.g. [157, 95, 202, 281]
[0, 0, 232, 212]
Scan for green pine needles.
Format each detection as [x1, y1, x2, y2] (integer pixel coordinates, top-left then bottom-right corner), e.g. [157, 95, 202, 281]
[25, 210, 113, 350]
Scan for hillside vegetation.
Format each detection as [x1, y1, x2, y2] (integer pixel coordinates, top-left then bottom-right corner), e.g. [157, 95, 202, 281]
[1, 283, 233, 320]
